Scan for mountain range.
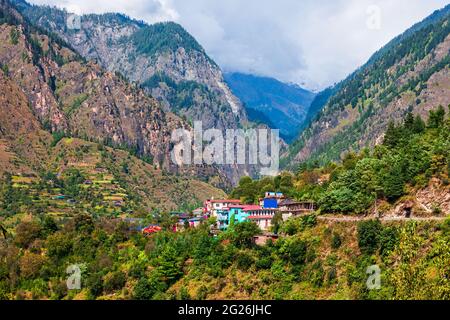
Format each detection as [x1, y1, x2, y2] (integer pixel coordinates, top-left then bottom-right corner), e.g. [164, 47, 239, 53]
[12, 0, 247, 131]
[0, 0, 227, 213]
[224, 72, 316, 142]
[1, 0, 450, 302]
[1, 0, 450, 190]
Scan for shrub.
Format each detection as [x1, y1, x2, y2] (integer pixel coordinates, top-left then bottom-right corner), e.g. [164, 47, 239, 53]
[179, 286, 191, 300]
[227, 222, 260, 248]
[133, 278, 154, 300]
[51, 280, 68, 300]
[309, 261, 325, 288]
[331, 233, 342, 250]
[357, 220, 383, 255]
[86, 273, 104, 298]
[327, 267, 338, 284]
[103, 271, 126, 293]
[14, 221, 42, 248]
[128, 263, 145, 279]
[255, 257, 273, 270]
[236, 252, 254, 270]
[19, 252, 47, 279]
[46, 232, 73, 260]
[379, 226, 399, 257]
[196, 285, 208, 300]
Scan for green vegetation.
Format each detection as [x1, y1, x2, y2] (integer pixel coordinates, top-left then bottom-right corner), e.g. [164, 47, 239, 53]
[2, 201, 450, 300]
[0, 63, 8, 76]
[142, 72, 214, 112]
[64, 94, 89, 116]
[128, 22, 207, 60]
[242, 107, 449, 215]
[1, 0, 449, 301]
[9, 27, 19, 45]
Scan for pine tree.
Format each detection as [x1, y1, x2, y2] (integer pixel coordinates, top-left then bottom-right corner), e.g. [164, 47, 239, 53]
[384, 121, 401, 148]
[428, 105, 446, 128]
[155, 246, 183, 285]
[412, 115, 426, 133]
[404, 112, 415, 131]
[383, 163, 405, 201]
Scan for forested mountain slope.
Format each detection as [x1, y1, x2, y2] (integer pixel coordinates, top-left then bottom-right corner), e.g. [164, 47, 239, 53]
[284, 5, 450, 169]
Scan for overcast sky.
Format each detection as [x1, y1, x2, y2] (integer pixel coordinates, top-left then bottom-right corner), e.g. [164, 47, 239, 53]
[28, 0, 449, 90]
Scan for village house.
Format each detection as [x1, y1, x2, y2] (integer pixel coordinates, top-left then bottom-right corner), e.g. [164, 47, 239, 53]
[192, 207, 205, 217]
[216, 204, 254, 230]
[244, 206, 278, 231]
[142, 225, 162, 235]
[278, 199, 316, 220]
[204, 199, 242, 218]
[259, 192, 285, 208]
[188, 217, 204, 228]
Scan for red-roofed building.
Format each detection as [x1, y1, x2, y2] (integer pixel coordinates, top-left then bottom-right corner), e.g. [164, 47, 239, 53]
[142, 225, 162, 235]
[243, 206, 278, 231]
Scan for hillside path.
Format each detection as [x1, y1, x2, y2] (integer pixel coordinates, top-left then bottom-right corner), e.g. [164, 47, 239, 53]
[317, 215, 448, 223]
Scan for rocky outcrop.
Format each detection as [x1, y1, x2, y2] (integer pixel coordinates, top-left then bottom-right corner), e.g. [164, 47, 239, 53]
[0, 23, 179, 170]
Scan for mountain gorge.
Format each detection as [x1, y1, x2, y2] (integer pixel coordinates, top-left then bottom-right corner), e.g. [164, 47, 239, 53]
[224, 72, 316, 142]
[284, 4, 450, 169]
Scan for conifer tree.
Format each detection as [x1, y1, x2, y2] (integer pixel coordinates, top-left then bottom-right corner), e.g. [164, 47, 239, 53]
[412, 115, 426, 133]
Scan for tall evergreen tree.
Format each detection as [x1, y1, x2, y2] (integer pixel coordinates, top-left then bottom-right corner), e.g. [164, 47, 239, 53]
[412, 115, 426, 133]
[384, 121, 401, 148]
[383, 162, 405, 201]
[404, 112, 415, 131]
[428, 105, 446, 128]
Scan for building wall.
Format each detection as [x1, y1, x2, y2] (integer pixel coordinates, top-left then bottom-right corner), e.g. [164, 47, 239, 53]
[263, 198, 278, 209]
[251, 218, 272, 231]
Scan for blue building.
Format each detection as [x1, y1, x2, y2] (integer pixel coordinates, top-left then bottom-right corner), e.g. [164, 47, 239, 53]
[216, 205, 264, 231]
[260, 192, 285, 209]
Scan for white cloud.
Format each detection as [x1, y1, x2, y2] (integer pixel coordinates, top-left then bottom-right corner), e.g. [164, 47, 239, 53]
[27, 0, 449, 90]
[28, 0, 179, 22]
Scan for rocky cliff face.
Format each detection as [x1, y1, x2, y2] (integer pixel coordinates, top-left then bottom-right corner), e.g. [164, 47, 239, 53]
[13, 1, 247, 131]
[1, 0, 234, 186]
[284, 5, 450, 168]
[0, 22, 180, 169]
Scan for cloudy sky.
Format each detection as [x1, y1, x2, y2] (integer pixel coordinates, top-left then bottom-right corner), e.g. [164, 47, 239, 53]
[28, 0, 449, 90]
